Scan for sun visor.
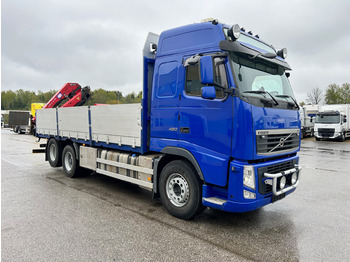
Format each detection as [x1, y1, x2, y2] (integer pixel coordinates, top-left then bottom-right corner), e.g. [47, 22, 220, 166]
[219, 40, 292, 70]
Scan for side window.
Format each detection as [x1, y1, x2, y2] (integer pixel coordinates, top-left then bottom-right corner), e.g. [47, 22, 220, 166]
[213, 57, 228, 98]
[185, 57, 228, 99]
[157, 61, 178, 98]
[185, 64, 203, 96]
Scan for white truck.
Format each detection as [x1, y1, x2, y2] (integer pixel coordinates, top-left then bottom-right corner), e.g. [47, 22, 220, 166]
[300, 104, 319, 138]
[314, 104, 350, 141]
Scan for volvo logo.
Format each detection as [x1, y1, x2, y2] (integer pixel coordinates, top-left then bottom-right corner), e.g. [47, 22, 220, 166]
[279, 137, 285, 147]
[269, 133, 293, 153]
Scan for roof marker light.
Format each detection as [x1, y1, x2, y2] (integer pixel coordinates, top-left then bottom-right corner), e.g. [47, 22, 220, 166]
[248, 31, 253, 35]
[212, 19, 218, 25]
[241, 27, 246, 32]
[255, 34, 260, 39]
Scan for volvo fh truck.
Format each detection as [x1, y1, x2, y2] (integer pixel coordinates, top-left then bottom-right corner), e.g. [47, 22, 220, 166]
[36, 19, 301, 219]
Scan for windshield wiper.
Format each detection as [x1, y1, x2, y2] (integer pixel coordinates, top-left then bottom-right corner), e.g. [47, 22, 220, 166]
[243, 90, 279, 105]
[275, 95, 300, 110]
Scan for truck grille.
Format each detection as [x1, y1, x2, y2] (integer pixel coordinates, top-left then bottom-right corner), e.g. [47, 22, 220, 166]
[318, 128, 335, 137]
[258, 159, 297, 195]
[256, 129, 299, 155]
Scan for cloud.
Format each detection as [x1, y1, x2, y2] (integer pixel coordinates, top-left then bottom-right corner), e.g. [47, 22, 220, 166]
[2, 0, 350, 103]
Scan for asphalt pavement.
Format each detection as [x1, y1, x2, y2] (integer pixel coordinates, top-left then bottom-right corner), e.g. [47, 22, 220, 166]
[1, 129, 350, 261]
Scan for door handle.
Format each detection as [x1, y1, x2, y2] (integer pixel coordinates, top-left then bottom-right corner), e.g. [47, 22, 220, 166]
[180, 127, 190, 133]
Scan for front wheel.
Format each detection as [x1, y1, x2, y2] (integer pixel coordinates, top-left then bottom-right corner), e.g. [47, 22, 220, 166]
[159, 160, 204, 220]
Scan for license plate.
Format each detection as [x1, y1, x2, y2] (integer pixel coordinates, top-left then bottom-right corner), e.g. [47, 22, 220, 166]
[272, 193, 286, 203]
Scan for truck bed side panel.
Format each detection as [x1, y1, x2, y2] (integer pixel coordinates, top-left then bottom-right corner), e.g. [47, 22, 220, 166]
[36, 108, 57, 136]
[36, 104, 142, 149]
[58, 107, 89, 140]
[90, 104, 141, 148]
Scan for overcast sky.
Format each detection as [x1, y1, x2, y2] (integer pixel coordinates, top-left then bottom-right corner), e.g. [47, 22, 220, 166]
[2, 0, 350, 103]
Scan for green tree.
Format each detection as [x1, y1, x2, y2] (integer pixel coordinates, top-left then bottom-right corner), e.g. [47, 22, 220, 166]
[1, 90, 16, 110]
[325, 83, 350, 104]
[1, 88, 142, 109]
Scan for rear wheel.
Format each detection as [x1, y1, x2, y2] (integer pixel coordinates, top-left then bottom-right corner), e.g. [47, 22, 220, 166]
[159, 160, 204, 220]
[62, 145, 81, 178]
[315, 137, 320, 141]
[47, 138, 62, 167]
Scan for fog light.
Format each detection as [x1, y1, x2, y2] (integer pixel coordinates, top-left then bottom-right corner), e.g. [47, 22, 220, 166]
[244, 190, 256, 199]
[291, 172, 297, 185]
[280, 176, 286, 189]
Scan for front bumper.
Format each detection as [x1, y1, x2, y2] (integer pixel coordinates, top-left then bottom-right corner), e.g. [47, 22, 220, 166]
[202, 155, 301, 213]
[315, 130, 342, 139]
[264, 165, 301, 196]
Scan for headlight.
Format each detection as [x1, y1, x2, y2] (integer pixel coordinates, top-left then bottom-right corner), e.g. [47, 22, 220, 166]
[291, 172, 297, 185]
[243, 165, 255, 190]
[280, 176, 286, 189]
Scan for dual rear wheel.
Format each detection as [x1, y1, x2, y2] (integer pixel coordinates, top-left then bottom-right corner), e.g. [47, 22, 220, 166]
[46, 139, 87, 178]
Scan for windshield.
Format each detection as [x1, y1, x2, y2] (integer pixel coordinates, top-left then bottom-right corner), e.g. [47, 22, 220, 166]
[229, 53, 297, 109]
[315, 114, 340, 124]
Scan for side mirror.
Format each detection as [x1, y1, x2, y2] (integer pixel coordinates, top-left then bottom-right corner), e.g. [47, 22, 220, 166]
[201, 86, 216, 100]
[344, 116, 347, 123]
[310, 116, 313, 123]
[200, 56, 214, 85]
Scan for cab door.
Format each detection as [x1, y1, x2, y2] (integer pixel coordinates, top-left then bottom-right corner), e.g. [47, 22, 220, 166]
[179, 56, 233, 186]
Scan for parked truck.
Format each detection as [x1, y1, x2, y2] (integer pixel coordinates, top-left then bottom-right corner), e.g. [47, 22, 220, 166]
[36, 19, 302, 219]
[314, 104, 350, 141]
[300, 104, 319, 138]
[8, 110, 32, 134]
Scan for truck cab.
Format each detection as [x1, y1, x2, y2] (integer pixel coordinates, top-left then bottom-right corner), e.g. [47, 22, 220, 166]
[315, 109, 348, 141]
[147, 20, 301, 214]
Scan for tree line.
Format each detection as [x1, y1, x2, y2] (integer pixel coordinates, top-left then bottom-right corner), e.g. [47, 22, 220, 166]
[303, 83, 350, 106]
[1, 89, 142, 110]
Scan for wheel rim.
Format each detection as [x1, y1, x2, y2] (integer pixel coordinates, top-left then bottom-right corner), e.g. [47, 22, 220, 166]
[166, 173, 189, 207]
[49, 144, 56, 161]
[64, 151, 73, 172]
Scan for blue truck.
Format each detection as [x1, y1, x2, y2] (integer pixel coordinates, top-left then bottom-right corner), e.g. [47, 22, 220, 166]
[36, 19, 301, 219]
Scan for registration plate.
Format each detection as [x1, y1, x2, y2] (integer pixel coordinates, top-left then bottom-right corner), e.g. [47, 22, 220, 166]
[272, 193, 286, 203]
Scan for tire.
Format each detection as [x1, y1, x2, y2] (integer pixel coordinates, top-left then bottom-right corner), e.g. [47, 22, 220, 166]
[316, 137, 320, 141]
[159, 160, 204, 220]
[340, 132, 345, 142]
[62, 145, 81, 178]
[47, 139, 62, 167]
